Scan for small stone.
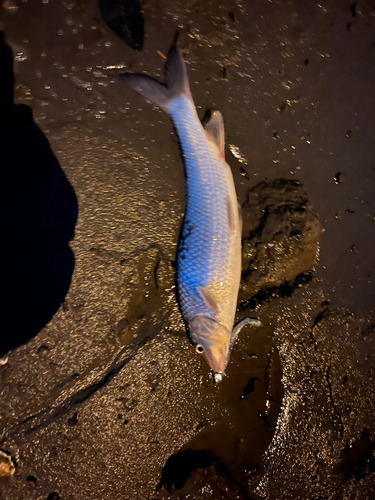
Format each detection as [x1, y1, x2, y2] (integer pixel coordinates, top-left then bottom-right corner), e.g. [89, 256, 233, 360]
[0, 357, 8, 366]
[37, 344, 49, 356]
[0, 450, 16, 476]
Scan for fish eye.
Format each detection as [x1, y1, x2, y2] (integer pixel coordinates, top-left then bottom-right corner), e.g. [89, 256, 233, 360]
[195, 344, 204, 354]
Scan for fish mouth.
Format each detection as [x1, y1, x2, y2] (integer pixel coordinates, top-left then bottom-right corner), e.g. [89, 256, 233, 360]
[203, 348, 227, 374]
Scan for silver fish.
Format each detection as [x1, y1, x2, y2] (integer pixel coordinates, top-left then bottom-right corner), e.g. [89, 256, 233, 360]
[120, 43, 261, 382]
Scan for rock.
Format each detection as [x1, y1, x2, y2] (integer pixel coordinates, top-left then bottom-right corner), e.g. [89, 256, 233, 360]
[240, 179, 321, 301]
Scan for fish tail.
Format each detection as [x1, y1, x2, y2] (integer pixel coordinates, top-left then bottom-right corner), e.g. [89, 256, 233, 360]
[120, 43, 191, 113]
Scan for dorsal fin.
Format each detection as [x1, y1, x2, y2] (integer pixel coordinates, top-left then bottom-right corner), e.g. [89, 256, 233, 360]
[203, 110, 225, 156]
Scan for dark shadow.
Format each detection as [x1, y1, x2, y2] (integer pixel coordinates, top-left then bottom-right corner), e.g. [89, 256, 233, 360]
[158, 449, 260, 499]
[98, 0, 144, 51]
[338, 428, 375, 481]
[158, 449, 215, 492]
[0, 32, 78, 357]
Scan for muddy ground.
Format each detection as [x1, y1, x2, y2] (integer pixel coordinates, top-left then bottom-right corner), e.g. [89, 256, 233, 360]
[1, 0, 375, 499]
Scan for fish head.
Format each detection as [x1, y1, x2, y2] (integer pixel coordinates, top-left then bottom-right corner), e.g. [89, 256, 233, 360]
[189, 315, 231, 379]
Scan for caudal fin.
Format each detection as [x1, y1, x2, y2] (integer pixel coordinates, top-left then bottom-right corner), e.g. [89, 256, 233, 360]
[120, 44, 191, 113]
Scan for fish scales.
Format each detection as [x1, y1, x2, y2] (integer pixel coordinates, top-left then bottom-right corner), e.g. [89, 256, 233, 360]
[168, 96, 240, 325]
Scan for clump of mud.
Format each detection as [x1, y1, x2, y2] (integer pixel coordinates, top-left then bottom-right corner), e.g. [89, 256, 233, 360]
[240, 179, 321, 301]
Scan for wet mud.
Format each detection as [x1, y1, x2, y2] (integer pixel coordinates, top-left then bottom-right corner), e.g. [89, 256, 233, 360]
[240, 178, 320, 301]
[1, 0, 375, 499]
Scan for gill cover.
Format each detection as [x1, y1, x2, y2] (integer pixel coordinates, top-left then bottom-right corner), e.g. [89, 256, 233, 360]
[189, 315, 231, 374]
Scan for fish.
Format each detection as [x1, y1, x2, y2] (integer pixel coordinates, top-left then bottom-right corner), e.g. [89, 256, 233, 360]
[120, 41, 261, 382]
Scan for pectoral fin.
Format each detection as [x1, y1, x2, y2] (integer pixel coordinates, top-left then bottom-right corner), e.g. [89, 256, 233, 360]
[197, 286, 221, 315]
